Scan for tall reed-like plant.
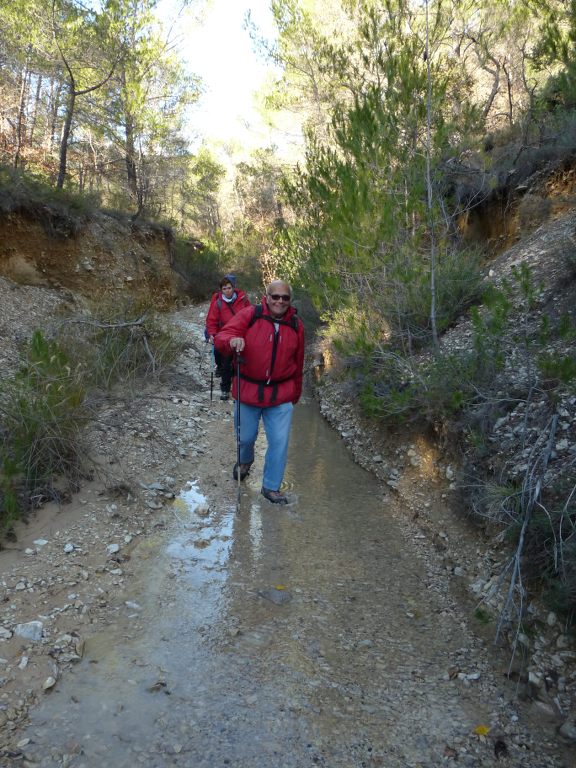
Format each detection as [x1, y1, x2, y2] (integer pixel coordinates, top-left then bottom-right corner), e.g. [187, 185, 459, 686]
[0, 331, 88, 531]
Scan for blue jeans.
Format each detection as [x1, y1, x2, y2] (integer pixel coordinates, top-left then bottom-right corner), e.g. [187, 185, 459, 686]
[235, 401, 294, 491]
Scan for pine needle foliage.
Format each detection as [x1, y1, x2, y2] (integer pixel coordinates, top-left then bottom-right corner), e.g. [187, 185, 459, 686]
[279, 0, 483, 353]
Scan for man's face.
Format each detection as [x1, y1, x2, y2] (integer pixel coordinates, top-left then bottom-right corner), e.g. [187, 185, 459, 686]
[267, 283, 291, 318]
[222, 282, 234, 297]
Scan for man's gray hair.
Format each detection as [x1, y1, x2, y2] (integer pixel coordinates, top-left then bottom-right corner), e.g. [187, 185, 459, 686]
[267, 279, 292, 297]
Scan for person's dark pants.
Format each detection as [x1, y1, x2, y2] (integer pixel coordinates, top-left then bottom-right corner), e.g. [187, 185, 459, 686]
[214, 349, 233, 393]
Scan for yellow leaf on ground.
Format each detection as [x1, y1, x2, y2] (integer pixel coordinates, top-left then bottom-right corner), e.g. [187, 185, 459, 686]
[473, 724, 490, 736]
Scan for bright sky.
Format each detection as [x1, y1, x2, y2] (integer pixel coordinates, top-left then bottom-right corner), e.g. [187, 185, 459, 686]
[162, 0, 282, 151]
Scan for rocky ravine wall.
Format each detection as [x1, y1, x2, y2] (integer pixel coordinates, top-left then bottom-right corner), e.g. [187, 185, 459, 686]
[0, 209, 179, 306]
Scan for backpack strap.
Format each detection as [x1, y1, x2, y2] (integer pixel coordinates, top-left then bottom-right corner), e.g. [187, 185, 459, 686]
[248, 304, 299, 331]
[248, 303, 263, 327]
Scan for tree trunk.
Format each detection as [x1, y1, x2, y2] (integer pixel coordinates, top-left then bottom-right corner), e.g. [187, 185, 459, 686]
[119, 65, 139, 209]
[29, 74, 43, 145]
[49, 78, 63, 148]
[425, 0, 438, 348]
[125, 112, 139, 204]
[13, 62, 29, 168]
[57, 86, 75, 188]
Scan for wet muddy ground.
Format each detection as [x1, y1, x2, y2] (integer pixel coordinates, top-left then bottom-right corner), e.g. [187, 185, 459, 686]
[0, 305, 572, 767]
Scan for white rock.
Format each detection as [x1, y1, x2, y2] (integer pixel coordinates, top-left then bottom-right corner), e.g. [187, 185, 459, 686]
[558, 720, 576, 741]
[530, 700, 558, 721]
[470, 579, 486, 595]
[14, 621, 43, 642]
[107, 543, 120, 554]
[528, 671, 543, 688]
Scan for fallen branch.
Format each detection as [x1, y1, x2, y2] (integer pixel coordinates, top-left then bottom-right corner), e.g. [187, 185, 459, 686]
[494, 414, 558, 666]
[59, 314, 148, 330]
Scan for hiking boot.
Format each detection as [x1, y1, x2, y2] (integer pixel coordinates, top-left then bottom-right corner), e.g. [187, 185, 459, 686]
[261, 487, 288, 505]
[219, 391, 230, 401]
[233, 462, 252, 481]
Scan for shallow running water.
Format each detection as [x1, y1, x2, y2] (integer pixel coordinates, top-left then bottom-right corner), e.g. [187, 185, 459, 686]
[20, 399, 557, 767]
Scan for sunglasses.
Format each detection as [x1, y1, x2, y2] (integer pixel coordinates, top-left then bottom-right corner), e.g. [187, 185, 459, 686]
[268, 293, 291, 302]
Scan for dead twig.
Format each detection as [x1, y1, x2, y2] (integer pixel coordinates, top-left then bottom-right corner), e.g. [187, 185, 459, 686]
[58, 314, 148, 330]
[494, 415, 558, 666]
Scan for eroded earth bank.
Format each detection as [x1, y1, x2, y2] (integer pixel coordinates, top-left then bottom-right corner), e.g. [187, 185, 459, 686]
[0, 301, 574, 767]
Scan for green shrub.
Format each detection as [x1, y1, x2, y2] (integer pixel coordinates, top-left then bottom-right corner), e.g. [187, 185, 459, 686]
[538, 352, 576, 387]
[60, 299, 185, 389]
[0, 331, 88, 531]
[474, 606, 492, 624]
[0, 304, 183, 532]
[526, 501, 576, 621]
[171, 236, 223, 299]
[471, 284, 512, 382]
[357, 348, 480, 426]
[389, 245, 483, 344]
[0, 164, 101, 236]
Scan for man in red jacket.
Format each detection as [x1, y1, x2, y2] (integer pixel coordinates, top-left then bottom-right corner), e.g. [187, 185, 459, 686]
[214, 280, 305, 504]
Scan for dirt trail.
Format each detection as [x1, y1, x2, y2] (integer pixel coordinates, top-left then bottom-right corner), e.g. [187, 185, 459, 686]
[0, 304, 571, 767]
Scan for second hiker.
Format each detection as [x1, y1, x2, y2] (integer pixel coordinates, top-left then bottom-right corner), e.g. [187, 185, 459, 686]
[205, 274, 251, 401]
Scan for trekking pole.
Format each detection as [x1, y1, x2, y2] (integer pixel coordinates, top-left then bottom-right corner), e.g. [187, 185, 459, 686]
[206, 341, 214, 402]
[235, 353, 244, 515]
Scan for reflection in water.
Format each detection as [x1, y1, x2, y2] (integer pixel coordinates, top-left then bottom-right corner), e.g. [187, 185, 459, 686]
[166, 482, 234, 582]
[248, 501, 264, 561]
[19, 402, 558, 768]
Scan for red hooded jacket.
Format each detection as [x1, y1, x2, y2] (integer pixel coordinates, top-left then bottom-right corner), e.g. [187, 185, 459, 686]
[205, 289, 251, 337]
[214, 299, 305, 407]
